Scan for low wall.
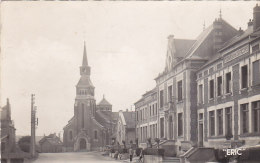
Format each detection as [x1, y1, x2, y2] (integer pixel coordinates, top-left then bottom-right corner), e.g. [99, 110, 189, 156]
[144, 155, 162, 163]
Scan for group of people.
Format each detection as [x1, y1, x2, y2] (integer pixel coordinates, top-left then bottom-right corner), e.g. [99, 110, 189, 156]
[113, 148, 144, 162]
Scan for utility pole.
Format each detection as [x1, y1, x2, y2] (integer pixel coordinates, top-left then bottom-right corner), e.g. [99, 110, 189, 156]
[30, 94, 37, 158]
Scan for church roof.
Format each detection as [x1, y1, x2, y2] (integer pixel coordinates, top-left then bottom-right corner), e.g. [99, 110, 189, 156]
[77, 75, 94, 87]
[97, 96, 112, 106]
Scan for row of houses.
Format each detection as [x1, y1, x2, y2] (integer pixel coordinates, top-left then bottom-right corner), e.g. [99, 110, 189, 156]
[134, 4, 260, 156]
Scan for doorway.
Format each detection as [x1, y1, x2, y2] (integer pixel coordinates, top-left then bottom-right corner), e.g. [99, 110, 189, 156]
[79, 138, 86, 150]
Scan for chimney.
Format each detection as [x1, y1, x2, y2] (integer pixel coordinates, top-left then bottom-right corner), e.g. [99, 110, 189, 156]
[253, 4, 260, 31]
[238, 27, 244, 35]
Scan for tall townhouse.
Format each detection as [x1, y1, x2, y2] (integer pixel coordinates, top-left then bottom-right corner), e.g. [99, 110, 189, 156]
[154, 16, 237, 155]
[196, 5, 260, 149]
[135, 88, 158, 148]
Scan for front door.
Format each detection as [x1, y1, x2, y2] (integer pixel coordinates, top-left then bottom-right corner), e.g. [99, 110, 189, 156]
[199, 123, 203, 147]
[79, 138, 86, 150]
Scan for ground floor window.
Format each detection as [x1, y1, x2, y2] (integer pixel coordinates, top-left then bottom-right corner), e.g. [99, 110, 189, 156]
[252, 101, 260, 133]
[241, 103, 249, 134]
[225, 107, 232, 136]
[178, 113, 183, 136]
[217, 109, 223, 135]
[209, 111, 215, 136]
[160, 118, 164, 138]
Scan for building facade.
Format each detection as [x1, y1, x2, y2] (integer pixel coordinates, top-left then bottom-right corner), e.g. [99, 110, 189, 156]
[39, 133, 62, 153]
[196, 5, 260, 149]
[116, 110, 136, 146]
[135, 88, 158, 148]
[63, 43, 118, 152]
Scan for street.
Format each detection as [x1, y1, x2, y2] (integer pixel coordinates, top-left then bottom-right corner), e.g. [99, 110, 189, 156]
[28, 152, 123, 163]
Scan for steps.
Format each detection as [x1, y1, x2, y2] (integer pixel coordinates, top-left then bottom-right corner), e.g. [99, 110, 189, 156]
[162, 157, 180, 163]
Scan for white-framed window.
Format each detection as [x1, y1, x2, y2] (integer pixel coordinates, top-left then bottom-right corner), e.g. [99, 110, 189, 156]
[177, 80, 183, 102]
[225, 72, 232, 94]
[217, 76, 223, 96]
[198, 84, 203, 104]
[241, 65, 249, 89]
[209, 79, 215, 99]
[240, 103, 249, 134]
[209, 110, 215, 136]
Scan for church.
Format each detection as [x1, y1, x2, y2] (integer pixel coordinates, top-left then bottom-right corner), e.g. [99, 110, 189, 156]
[63, 43, 118, 152]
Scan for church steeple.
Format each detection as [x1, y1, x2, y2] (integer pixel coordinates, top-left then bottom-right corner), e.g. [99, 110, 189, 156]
[80, 42, 91, 76]
[76, 42, 95, 98]
[82, 41, 88, 66]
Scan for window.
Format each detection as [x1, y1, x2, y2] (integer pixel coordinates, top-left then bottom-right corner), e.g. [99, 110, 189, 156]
[252, 60, 260, 86]
[160, 90, 164, 108]
[178, 80, 183, 101]
[217, 63, 223, 70]
[241, 65, 248, 89]
[209, 79, 214, 99]
[150, 106, 152, 117]
[136, 111, 139, 121]
[94, 130, 98, 139]
[155, 103, 157, 115]
[225, 107, 232, 136]
[168, 85, 173, 102]
[209, 67, 214, 73]
[69, 130, 73, 141]
[217, 109, 223, 135]
[178, 113, 183, 136]
[199, 113, 203, 120]
[169, 116, 173, 139]
[198, 84, 203, 104]
[241, 104, 249, 134]
[217, 76, 222, 96]
[160, 118, 164, 138]
[252, 44, 259, 53]
[152, 104, 155, 116]
[140, 110, 142, 120]
[252, 101, 260, 133]
[204, 70, 208, 76]
[82, 104, 84, 128]
[198, 73, 202, 78]
[226, 72, 232, 93]
[209, 111, 215, 136]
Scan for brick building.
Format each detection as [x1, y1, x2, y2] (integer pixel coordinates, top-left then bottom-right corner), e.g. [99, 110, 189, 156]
[63, 43, 118, 152]
[135, 88, 158, 148]
[196, 5, 260, 149]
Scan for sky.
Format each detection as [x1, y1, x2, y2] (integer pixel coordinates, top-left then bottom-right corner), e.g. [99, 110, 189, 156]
[1, 1, 257, 136]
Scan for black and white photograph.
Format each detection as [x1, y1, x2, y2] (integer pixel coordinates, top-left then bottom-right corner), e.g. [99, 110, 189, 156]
[1, 1, 260, 163]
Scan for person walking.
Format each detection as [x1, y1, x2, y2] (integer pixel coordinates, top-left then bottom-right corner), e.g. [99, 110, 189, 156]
[129, 147, 134, 162]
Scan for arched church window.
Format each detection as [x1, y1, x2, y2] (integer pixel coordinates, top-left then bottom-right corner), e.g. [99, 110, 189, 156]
[94, 130, 98, 139]
[82, 104, 84, 128]
[69, 130, 73, 141]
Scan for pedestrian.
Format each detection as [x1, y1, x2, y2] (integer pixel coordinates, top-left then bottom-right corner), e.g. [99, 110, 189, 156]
[129, 147, 134, 162]
[139, 148, 143, 162]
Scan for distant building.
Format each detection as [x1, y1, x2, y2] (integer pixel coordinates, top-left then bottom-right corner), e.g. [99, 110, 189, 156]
[135, 88, 158, 148]
[1, 99, 16, 154]
[1, 99, 30, 163]
[39, 133, 62, 153]
[116, 110, 136, 146]
[63, 43, 118, 152]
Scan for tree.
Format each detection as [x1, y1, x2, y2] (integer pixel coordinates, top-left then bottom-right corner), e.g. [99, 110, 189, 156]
[18, 136, 31, 153]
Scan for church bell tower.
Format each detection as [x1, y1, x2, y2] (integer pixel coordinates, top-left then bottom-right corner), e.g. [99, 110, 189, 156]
[74, 42, 96, 134]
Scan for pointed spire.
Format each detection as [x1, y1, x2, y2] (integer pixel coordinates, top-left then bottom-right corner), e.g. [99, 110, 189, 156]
[82, 41, 88, 66]
[219, 8, 222, 19]
[103, 94, 105, 99]
[203, 20, 206, 31]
